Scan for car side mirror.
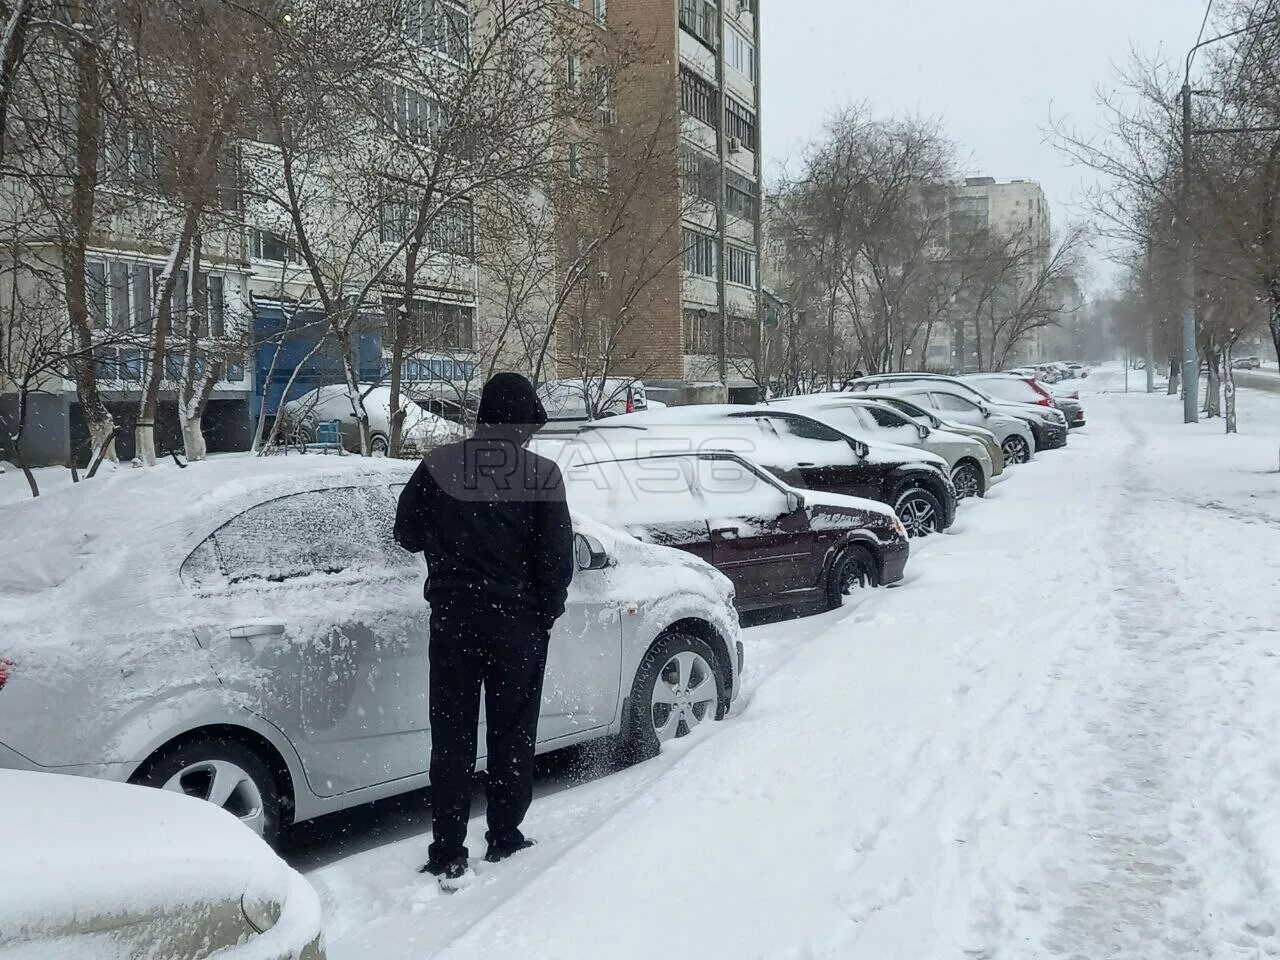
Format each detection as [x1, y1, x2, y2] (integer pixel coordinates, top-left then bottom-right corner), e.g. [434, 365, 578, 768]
[786, 490, 806, 514]
[916, 423, 931, 440]
[978, 405, 991, 418]
[848, 438, 869, 459]
[574, 533, 611, 571]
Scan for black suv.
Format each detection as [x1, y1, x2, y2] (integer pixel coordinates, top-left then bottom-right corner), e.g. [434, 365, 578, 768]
[575, 406, 958, 536]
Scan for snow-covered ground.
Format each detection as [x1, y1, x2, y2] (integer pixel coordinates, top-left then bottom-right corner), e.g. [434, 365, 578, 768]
[275, 366, 1280, 959]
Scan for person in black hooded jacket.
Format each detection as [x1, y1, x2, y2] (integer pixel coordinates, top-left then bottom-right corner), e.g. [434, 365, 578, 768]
[394, 372, 574, 886]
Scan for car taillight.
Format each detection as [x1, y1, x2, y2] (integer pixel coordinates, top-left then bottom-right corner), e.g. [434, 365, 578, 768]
[0, 658, 13, 692]
[626, 397, 634, 414]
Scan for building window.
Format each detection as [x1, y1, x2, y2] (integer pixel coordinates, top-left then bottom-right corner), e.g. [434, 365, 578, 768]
[594, 0, 606, 22]
[727, 27, 755, 82]
[379, 198, 473, 256]
[725, 96, 756, 150]
[725, 244, 756, 287]
[386, 297, 476, 351]
[383, 83, 448, 146]
[250, 228, 300, 264]
[678, 0, 717, 51]
[681, 144, 718, 203]
[566, 51, 581, 92]
[568, 142, 582, 178]
[683, 307, 718, 354]
[101, 123, 158, 189]
[680, 66, 719, 129]
[725, 169, 758, 221]
[682, 228, 718, 279]
[402, 0, 469, 62]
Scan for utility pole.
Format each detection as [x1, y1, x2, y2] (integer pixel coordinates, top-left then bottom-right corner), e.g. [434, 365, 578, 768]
[1180, 82, 1199, 423]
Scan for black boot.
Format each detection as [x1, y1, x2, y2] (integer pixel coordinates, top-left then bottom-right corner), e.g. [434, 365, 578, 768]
[419, 855, 472, 890]
[484, 837, 536, 864]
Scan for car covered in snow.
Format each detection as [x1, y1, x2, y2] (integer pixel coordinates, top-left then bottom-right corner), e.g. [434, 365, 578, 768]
[590, 405, 957, 537]
[535, 444, 910, 612]
[0, 456, 742, 845]
[537, 377, 649, 425]
[279, 383, 466, 456]
[965, 373, 1086, 430]
[0, 770, 324, 959]
[848, 373, 1067, 456]
[849, 391, 1006, 480]
[764, 394, 996, 500]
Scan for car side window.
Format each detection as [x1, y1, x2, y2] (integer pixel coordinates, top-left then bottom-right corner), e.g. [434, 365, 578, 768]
[766, 416, 846, 443]
[931, 392, 976, 413]
[694, 458, 790, 519]
[862, 405, 909, 429]
[186, 487, 414, 588]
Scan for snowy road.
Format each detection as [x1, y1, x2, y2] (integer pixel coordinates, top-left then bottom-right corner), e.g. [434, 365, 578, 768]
[295, 370, 1280, 960]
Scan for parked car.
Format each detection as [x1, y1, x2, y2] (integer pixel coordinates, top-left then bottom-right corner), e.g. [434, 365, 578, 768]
[1065, 362, 1089, 378]
[853, 391, 1006, 480]
[0, 458, 742, 844]
[766, 394, 995, 500]
[1, 770, 325, 959]
[1033, 363, 1064, 383]
[588, 405, 958, 536]
[848, 373, 1066, 456]
[280, 384, 466, 456]
[965, 373, 1087, 429]
[538, 378, 649, 425]
[1232, 356, 1262, 370]
[550, 448, 910, 612]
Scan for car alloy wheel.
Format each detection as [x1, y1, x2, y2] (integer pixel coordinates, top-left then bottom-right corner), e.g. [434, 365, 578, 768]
[650, 650, 719, 742]
[1001, 436, 1031, 466]
[951, 463, 982, 500]
[370, 435, 390, 457]
[826, 544, 878, 610]
[162, 759, 268, 836]
[896, 492, 940, 537]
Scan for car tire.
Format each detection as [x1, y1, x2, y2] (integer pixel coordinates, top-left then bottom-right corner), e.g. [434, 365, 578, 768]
[1001, 435, 1031, 466]
[619, 631, 726, 766]
[894, 486, 945, 538]
[951, 461, 984, 500]
[370, 434, 390, 457]
[825, 543, 879, 610]
[131, 734, 285, 846]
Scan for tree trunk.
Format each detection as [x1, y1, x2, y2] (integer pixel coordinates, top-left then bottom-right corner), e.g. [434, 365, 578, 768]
[137, 222, 198, 466]
[66, 21, 115, 465]
[9, 387, 38, 497]
[1204, 351, 1221, 418]
[1223, 346, 1237, 435]
[1167, 356, 1180, 395]
[336, 322, 372, 456]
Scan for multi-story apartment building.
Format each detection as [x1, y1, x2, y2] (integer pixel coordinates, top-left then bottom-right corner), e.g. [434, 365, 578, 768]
[609, 0, 764, 404]
[926, 176, 1053, 372]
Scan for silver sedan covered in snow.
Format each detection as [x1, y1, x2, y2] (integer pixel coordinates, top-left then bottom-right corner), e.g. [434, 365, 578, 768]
[0, 457, 741, 843]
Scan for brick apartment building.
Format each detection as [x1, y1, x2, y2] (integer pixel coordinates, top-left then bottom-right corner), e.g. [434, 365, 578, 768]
[610, 0, 764, 404]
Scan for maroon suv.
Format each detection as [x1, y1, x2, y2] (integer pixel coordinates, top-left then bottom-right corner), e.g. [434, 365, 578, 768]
[557, 449, 910, 612]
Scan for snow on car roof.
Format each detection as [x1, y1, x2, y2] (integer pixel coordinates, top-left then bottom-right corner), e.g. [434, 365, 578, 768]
[1, 770, 321, 955]
[0, 453, 417, 600]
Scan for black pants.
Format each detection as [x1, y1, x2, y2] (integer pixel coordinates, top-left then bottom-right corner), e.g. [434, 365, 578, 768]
[427, 592, 550, 863]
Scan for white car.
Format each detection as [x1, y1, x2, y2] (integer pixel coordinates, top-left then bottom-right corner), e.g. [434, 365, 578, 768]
[280, 384, 465, 456]
[538, 378, 649, 425]
[768, 394, 995, 500]
[0, 770, 324, 959]
[861, 383, 1039, 466]
[0, 456, 742, 844]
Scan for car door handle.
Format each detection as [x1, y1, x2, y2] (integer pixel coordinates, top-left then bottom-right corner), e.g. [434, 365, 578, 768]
[229, 624, 286, 640]
[796, 462, 816, 468]
[711, 527, 740, 540]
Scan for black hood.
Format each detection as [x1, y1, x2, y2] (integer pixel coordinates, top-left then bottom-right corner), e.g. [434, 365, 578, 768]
[475, 373, 547, 444]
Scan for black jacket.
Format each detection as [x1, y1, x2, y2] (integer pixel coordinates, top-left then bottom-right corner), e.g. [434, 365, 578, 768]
[394, 374, 575, 628]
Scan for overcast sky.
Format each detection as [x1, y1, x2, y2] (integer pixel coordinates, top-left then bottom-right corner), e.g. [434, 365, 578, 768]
[761, 0, 1213, 289]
